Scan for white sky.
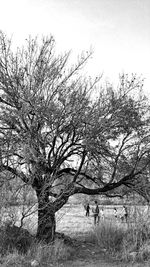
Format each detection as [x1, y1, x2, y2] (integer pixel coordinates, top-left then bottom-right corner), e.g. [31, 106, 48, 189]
[0, 0, 150, 95]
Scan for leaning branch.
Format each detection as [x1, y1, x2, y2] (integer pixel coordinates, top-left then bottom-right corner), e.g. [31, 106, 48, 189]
[74, 169, 144, 195]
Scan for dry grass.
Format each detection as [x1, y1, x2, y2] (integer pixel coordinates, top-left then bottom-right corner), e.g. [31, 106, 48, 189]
[93, 220, 125, 253]
[27, 238, 73, 265]
[1, 251, 27, 267]
[90, 217, 150, 263]
[0, 218, 73, 266]
[1, 204, 150, 265]
[0, 239, 73, 267]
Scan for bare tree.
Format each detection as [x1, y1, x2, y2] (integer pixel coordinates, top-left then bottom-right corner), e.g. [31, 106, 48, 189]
[0, 31, 149, 242]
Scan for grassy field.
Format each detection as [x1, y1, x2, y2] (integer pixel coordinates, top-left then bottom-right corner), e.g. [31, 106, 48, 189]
[1, 203, 150, 234]
[56, 204, 150, 235]
[1, 204, 150, 266]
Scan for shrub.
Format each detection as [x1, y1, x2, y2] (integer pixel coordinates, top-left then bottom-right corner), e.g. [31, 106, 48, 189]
[101, 199, 114, 206]
[0, 222, 34, 255]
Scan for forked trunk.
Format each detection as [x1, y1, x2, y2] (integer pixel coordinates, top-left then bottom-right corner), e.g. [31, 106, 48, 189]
[36, 193, 56, 242]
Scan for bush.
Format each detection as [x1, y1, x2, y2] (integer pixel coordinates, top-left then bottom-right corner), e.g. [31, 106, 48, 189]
[101, 199, 114, 206]
[0, 219, 73, 266]
[0, 222, 34, 255]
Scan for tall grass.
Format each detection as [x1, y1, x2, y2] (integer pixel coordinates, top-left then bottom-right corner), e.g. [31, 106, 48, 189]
[28, 238, 73, 266]
[92, 217, 150, 262]
[94, 220, 125, 253]
[0, 239, 73, 267]
[0, 220, 73, 266]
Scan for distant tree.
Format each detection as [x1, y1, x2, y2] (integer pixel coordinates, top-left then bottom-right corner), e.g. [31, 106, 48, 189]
[0, 31, 150, 242]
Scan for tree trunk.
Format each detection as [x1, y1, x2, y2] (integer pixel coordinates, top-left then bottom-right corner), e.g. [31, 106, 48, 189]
[36, 193, 56, 242]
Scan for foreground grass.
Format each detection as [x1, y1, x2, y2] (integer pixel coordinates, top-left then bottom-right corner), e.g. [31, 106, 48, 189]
[0, 222, 73, 266]
[0, 238, 73, 267]
[91, 219, 150, 263]
[1, 222, 150, 267]
[1, 205, 150, 266]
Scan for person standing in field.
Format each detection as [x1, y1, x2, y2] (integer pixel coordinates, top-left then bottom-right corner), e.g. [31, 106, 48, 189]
[93, 200, 100, 225]
[120, 205, 128, 222]
[114, 207, 118, 219]
[123, 205, 128, 223]
[100, 207, 104, 220]
[85, 203, 90, 217]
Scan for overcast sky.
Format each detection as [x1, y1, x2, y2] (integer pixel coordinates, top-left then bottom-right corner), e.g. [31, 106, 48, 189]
[0, 0, 150, 95]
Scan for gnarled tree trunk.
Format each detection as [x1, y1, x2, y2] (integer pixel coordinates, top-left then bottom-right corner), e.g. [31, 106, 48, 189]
[36, 191, 56, 242]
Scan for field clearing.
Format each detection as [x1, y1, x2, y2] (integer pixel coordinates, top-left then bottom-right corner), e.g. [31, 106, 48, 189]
[1, 204, 150, 266]
[57, 205, 117, 235]
[1, 204, 150, 236]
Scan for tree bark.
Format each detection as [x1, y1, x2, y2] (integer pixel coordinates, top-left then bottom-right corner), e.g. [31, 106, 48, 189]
[36, 192, 56, 243]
